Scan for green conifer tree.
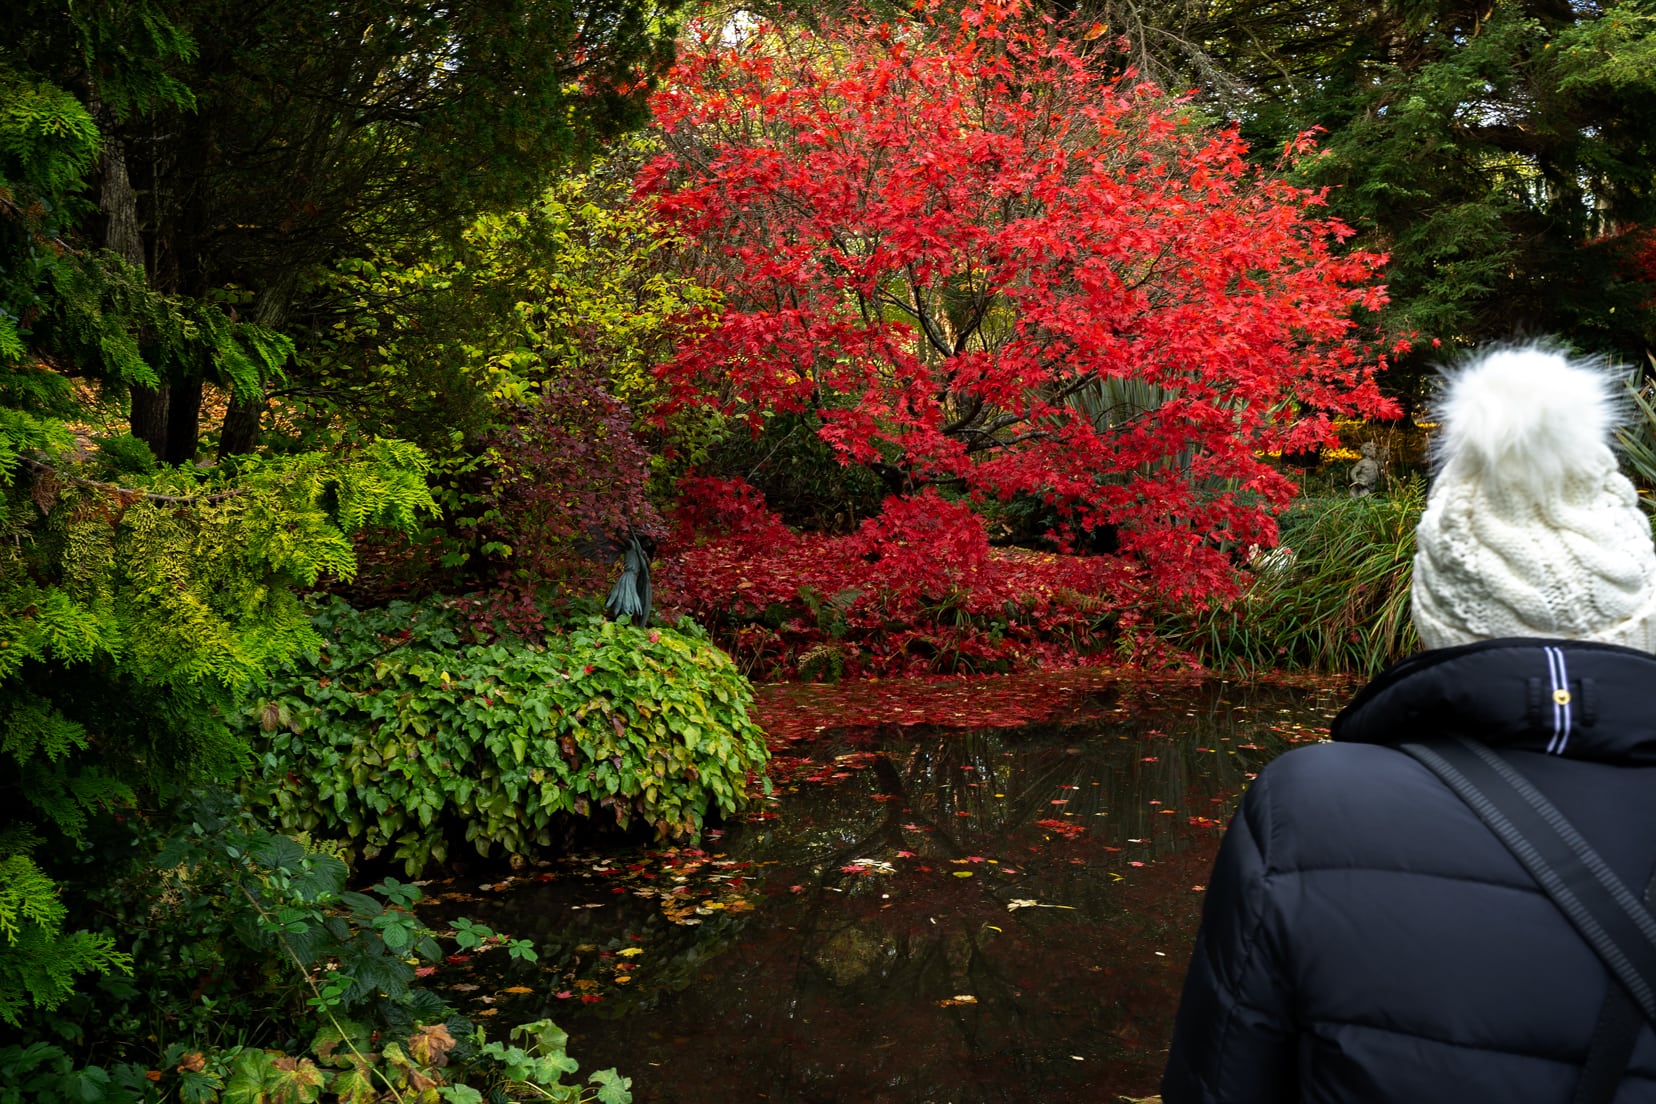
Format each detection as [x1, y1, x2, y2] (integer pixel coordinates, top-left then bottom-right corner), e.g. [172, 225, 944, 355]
[0, 13, 437, 1022]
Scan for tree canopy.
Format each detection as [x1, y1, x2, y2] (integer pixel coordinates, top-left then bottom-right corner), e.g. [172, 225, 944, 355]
[2, 0, 683, 462]
[644, 1, 1399, 602]
[1230, 0, 1656, 362]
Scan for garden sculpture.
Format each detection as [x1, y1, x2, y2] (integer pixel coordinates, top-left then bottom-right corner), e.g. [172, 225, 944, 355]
[604, 534, 653, 626]
[1165, 345, 1656, 1104]
[1348, 441, 1381, 497]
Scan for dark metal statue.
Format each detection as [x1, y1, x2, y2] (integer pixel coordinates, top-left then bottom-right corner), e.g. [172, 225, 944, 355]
[604, 534, 653, 626]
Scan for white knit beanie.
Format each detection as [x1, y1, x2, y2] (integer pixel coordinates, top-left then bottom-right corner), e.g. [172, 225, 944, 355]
[1411, 346, 1656, 653]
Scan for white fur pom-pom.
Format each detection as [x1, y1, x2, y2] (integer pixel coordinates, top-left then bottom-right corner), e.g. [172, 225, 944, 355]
[1434, 345, 1623, 492]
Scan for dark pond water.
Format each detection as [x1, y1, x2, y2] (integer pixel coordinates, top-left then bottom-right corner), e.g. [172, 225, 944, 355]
[422, 678, 1344, 1104]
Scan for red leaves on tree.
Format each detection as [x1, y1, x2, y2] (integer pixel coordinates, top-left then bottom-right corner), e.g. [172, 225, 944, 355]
[643, 1, 1400, 607]
[657, 477, 1152, 679]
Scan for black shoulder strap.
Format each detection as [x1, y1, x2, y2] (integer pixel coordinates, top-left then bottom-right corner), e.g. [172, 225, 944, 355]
[1576, 984, 1641, 1104]
[1399, 736, 1656, 1104]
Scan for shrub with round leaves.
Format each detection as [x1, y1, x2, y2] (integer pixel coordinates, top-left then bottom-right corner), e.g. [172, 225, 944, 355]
[255, 600, 769, 874]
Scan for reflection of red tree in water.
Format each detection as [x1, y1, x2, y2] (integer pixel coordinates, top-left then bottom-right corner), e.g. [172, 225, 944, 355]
[751, 668, 1188, 748]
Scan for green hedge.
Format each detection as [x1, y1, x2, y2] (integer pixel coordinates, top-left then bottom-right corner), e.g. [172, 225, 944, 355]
[255, 600, 770, 874]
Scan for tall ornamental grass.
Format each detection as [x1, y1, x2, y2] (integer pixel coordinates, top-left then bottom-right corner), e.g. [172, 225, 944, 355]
[1164, 478, 1425, 677]
[1616, 374, 1656, 517]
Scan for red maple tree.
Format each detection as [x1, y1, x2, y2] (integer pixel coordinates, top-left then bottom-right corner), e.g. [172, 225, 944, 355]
[641, 1, 1399, 608]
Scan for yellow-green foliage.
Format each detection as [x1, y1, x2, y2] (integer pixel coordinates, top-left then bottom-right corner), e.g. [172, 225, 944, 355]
[295, 135, 720, 454]
[0, 838, 129, 1026]
[470, 135, 722, 409]
[0, 436, 436, 1021]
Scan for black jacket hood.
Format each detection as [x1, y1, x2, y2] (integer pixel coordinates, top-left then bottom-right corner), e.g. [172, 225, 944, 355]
[1332, 637, 1656, 765]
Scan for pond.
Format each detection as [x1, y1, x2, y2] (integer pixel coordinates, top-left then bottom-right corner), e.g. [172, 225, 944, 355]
[420, 676, 1347, 1103]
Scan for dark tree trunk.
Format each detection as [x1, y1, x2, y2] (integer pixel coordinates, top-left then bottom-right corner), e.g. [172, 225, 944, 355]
[100, 128, 145, 272]
[217, 275, 296, 459]
[130, 386, 170, 457]
[97, 115, 172, 460]
[217, 393, 266, 459]
[164, 379, 203, 465]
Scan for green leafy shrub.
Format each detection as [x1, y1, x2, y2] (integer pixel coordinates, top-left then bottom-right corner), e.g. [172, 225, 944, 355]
[36, 793, 466, 1060]
[1, 790, 621, 1103]
[255, 600, 770, 875]
[1160, 479, 1425, 677]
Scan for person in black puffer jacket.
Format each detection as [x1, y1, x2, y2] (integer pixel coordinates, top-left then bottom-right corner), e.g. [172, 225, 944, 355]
[1163, 346, 1656, 1104]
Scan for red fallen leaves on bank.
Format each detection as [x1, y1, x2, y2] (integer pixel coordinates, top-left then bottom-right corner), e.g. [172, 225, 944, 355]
[750, 667, 1155, 746]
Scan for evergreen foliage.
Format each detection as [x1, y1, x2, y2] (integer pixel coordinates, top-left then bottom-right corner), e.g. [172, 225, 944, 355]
[0, 439, 437, 1022]
[0, 840, 127, 1029]
[0, 11, 438, 1026]
[1214, 1, 1656, 368]
[1, 0, 686, 462]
